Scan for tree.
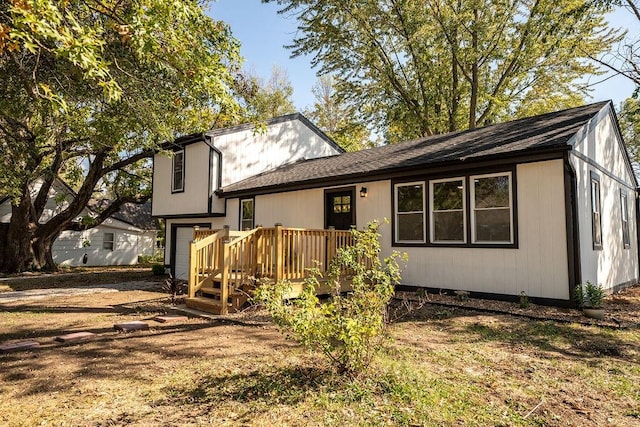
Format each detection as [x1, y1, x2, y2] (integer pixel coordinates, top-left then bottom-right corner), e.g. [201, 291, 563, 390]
[266, 0, 619, 141]
[305, 75, 371, 151]
[619, 97, 640, 159]
[233, 65, 296, 123]
[0, 0, 241, 273]
[594, 1, 640, 88]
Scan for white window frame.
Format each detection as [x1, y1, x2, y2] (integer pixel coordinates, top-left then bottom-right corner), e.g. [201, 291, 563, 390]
[240, 198, 255, 230]
[470, 172, 513, 244]
[103, 232, 115, 251]
[394, 182, 426, 244]
[172, 150, 185, 193]
[429, 177, 466, 244]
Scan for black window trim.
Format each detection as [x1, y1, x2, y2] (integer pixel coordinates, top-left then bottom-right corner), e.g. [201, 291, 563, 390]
[171, 149, 185, 194]
[590, 171, 603, 250]
[391, 166, 518, 249]
[239, 197, 255, 230]
[620, 188, 630, 249]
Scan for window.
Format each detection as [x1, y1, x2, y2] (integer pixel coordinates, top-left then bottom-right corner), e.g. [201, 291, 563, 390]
[471, 172, 513, 243]
[395, 183, 425, 243]
[621, 189, 630, 248]
[590, 172, 602, 249]
[332, 195, 351, 213]
[430, 178, 465, 243]
[240, 198, 254, 230]
[103, 232, 114, 251]
[172, 150, 184, 192]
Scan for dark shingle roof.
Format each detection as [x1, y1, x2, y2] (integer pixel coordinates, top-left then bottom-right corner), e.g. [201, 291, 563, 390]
[220, 102, 610, 196]
[89, 200, 158, 230]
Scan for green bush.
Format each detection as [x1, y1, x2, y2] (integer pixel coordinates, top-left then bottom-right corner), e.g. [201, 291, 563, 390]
[254, 220, 407, 376]
[152, 264, 166, 276]
[574, 281, 605, 308]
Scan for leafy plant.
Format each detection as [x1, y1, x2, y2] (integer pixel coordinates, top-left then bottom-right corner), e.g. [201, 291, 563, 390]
[163, 274, 185, 304]
[519, 291, 529, 309]
[152, 264, 166, 276]
[574, 282, 605, 309]
[254, 220, 407, 376]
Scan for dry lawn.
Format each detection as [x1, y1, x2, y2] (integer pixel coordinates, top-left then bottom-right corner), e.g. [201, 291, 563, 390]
[0, 275, 639, 426]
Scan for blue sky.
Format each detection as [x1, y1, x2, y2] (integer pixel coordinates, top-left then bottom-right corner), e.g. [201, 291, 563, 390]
[210, 0, 638, 112]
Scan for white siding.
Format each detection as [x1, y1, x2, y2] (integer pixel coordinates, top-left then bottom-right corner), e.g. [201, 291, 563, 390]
[52, 224, 154, 267]
[152, 117, 342, 217]
[214, 119, 341, 187]
[571, 109, 638, 291]
[389, 161, 569, 299]
[152, 142, 211, 216]
[244, 162, 569, 300]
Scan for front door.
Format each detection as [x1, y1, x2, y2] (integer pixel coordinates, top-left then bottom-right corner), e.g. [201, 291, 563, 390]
[325, 188, 355, 230]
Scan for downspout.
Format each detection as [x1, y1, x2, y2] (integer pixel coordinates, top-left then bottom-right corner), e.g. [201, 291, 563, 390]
[563, 151, 582, 305]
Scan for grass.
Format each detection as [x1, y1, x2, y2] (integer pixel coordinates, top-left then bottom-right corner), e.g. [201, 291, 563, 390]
[1, 281, 639, 426]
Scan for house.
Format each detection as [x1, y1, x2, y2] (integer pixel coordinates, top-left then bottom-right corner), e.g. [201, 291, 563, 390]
[151, 113, 344, 279]
[0, 179, 159, 267]
[153, 102, 638, 307]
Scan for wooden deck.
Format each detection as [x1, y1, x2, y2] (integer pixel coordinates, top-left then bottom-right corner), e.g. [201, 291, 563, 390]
[186, 225, 354, 314]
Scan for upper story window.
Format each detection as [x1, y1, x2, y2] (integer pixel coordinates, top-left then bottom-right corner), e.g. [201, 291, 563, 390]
[240, 198, 254, 230]
[590, 172, 602, 250]
[430, 178, 465, 243]
[471, 172, 513, 244]
[621, 189, 630, 249]
[394, 182, 425, 243]
[172, 150, 185, 193]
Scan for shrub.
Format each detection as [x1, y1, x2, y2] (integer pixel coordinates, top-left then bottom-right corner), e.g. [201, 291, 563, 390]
[163, 274, 185, 304]
[152, 264, 166, 276]
[574, 281, 605, 308]
[254, 220, 407, 376]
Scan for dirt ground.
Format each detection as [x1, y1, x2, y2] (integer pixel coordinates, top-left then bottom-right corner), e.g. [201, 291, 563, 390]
[0, 271, 638, 426]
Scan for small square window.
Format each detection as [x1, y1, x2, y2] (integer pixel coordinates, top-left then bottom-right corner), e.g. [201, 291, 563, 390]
[103, 232, 114, 251]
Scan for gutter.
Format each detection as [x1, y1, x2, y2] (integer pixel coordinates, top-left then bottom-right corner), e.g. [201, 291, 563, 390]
[563, 151, 582, 305]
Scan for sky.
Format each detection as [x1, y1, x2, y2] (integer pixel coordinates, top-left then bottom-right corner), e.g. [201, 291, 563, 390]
[209, 0, 639, 113]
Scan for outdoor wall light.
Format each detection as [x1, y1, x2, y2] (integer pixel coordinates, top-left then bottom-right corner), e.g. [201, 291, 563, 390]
[360, 187, 368, 198]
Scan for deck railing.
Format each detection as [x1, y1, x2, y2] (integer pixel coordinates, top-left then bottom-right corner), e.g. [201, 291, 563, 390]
[188, 224, 354, 313]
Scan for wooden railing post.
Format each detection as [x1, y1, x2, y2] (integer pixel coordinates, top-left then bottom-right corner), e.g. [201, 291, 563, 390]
[274, 223, 284, 282]
[188, 240, 197, 298]
[218, 242, 229, 315]
[327, 226, 336, 270]
[192, 225, 200, 241]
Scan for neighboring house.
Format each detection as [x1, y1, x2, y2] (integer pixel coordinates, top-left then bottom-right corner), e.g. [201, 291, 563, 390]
[152, 113, 344, 279]
[154, 102, 638, 306]
[0, 179, 158, 267]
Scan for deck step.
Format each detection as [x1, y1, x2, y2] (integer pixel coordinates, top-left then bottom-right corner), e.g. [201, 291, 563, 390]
[186, 297, 236, 314]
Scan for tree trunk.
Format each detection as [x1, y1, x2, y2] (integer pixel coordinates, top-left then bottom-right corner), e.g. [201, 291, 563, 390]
[32, 234, 59, 272]
[1, 195, 35, 273]
[468, 9, 479, 130]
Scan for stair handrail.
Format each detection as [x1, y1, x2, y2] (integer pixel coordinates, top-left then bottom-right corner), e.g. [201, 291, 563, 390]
[188, 228, 228, 298]
[219, 227, 263, 314]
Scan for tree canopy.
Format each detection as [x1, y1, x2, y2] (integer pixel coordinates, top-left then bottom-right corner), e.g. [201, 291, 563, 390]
[304, 75, 371, 151]
[0, 0, 241, 272]
[267, 0, 619, 142]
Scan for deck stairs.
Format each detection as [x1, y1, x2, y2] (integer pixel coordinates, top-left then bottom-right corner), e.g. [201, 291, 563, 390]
[184, 225, 354, 315]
